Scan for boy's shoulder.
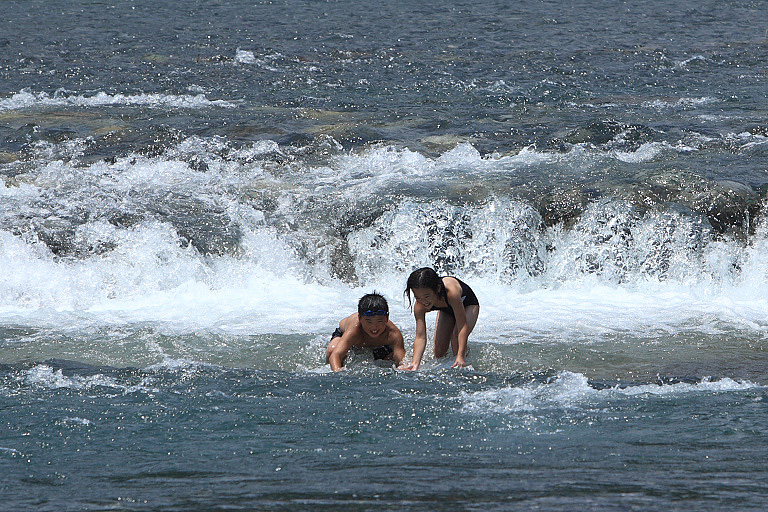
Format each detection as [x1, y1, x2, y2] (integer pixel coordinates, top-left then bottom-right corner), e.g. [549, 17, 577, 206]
[386, 320, 404, 342]
[386, 318, 402, 333]
[339, 313, 359, 328]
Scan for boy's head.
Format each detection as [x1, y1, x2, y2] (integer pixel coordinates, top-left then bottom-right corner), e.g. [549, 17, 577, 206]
[358, 292, 389, 317]
[357, 293, 389, 338]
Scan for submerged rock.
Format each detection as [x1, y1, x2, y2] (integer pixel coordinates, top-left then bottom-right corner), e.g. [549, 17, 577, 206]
[25, 215, 114, 257]
[20, 193, 244, 259]
[554, 120, 662, 149]
[535, 169, 763, 238]
[695, 180, 761, 236]
[631, 170, 760, 236]
[145, 192, 243, 257]
[537, 186, 598, 228]
[0, 151, 20, 164]
[31, 216, 78, 256]
[329, 239, 358, 283]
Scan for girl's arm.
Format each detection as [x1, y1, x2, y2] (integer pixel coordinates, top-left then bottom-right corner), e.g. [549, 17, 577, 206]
[402, 303, 428, 370]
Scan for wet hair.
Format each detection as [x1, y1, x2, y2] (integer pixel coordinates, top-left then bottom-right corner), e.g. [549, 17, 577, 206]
[404, 267, 443, 307]
[357, 292, 389, 315]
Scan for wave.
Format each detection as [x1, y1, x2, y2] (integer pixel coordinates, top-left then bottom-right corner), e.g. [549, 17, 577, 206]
[642, 96, 718, 109]
[0, 90, 238, 111]
[460, 371, 761, 415]
[1, 137, 767, 338]
[234, 49, 286, 71]
[23, 364, 157, 394]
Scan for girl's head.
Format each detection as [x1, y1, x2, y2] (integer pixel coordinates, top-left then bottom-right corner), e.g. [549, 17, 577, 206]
[404, 267, 443, 308]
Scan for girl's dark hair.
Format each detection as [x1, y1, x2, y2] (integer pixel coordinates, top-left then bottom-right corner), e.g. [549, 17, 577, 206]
[404, 267, 443, 306]
[358, 292, 389, 314]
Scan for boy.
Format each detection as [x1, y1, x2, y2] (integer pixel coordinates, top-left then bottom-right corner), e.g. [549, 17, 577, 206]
[326, 293, 406, 371]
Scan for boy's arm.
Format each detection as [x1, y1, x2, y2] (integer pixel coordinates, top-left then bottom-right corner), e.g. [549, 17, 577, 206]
[389, 324, 406, 366]
[402, 304, 428, 370]
[327, 337, 353, 372]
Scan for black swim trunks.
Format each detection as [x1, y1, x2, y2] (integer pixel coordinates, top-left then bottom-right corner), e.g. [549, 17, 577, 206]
[372, 344, 394, 360]
[331, 327, 393, 360]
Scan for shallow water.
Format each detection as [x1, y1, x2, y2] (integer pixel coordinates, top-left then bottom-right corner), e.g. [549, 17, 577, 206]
[2, 0, 768, 510]
[3, 362, 768, 511]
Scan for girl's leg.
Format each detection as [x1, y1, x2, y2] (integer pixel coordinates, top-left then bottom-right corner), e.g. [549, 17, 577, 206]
[450, 305, 480, 356]
[433, 311, 456, 359]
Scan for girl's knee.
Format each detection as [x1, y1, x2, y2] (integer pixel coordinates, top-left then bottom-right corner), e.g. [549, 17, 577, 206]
[433, 340, 450, 358]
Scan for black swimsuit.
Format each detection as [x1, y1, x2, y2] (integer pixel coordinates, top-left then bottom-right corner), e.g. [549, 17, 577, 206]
[429, 277, 479, 318]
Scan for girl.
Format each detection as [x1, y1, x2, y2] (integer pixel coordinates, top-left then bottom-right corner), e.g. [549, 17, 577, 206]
[402, 267, 480, 370]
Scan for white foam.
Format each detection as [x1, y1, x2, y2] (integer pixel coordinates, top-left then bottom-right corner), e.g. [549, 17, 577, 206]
[674, 55, 710, 69]
[617, 377, 758, 395]
[24, 364, 157, 394]
[642, 96, 717, 109]
[610, 142, 665, 162]
[234, 49, 283, 71]
[315, 144, 431, 189]
[319, 143, 554, 192]
[0, 89, 238, 111]
[60, 417, 92, 426]
[460, 371, 760, 415]
[610, 141, 700, 162]
[144, 357, 217, 372]
[235, 49, 257, 64]
[725, 132, 768, 152]
[0, 447, 23, 457]
[2, 140, 768, 344]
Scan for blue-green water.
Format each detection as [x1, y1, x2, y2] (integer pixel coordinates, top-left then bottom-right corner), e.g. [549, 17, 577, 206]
[2, 0, 768, 510]
[3, 362, 768, 511]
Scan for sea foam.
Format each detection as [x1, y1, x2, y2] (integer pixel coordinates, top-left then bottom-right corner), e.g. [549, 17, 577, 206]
[1, 138, 768, 343]
[23, 364, 157, 394]
[0, 90, 238, 110]
[459, 371, 761, 415]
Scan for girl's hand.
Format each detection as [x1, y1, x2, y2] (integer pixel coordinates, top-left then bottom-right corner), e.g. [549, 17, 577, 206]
[451, 355, 467, 369]
[399, 361, 420, 371]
